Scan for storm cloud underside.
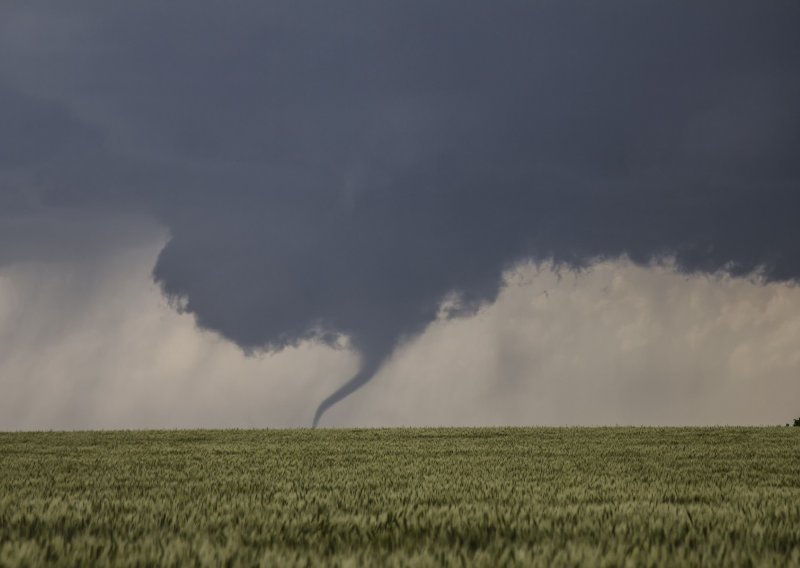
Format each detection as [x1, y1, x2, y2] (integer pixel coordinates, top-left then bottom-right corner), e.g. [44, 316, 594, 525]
[1, 3, 799, 425]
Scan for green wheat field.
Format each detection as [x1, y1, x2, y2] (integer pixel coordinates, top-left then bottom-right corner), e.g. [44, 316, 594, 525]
[1, 428, 799, 566]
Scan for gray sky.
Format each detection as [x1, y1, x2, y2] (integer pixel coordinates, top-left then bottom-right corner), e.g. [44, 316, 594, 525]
[1, 2, 799, 428]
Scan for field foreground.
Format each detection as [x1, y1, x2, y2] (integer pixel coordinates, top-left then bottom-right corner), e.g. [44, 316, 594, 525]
[1, 428, 799, 566]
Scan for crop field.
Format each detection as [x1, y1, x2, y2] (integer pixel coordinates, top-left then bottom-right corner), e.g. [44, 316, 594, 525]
[1, 428, 799, 567]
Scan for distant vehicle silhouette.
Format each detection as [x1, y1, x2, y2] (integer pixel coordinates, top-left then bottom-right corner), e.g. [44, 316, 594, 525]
[794, 417, 800, 427]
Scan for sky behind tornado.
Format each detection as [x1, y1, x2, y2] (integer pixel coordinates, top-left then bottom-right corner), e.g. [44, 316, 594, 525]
[1, 2, 799, 428]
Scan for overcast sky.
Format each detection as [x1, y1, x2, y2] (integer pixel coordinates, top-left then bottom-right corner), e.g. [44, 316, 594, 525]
[1, 2, 799, 429]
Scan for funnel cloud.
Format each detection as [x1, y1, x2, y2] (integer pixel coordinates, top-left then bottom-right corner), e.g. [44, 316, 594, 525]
[1, 2, 799, 426]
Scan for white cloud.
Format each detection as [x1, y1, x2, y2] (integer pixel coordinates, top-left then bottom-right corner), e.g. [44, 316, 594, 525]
[328, 261, 800, 427]
[0, 215, 355, 430]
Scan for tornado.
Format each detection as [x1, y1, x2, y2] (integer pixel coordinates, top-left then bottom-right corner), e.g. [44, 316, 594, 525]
[312, 340, 394, 428]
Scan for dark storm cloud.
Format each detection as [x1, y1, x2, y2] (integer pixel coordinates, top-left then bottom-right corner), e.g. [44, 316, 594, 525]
[1, 2, 799, 423]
